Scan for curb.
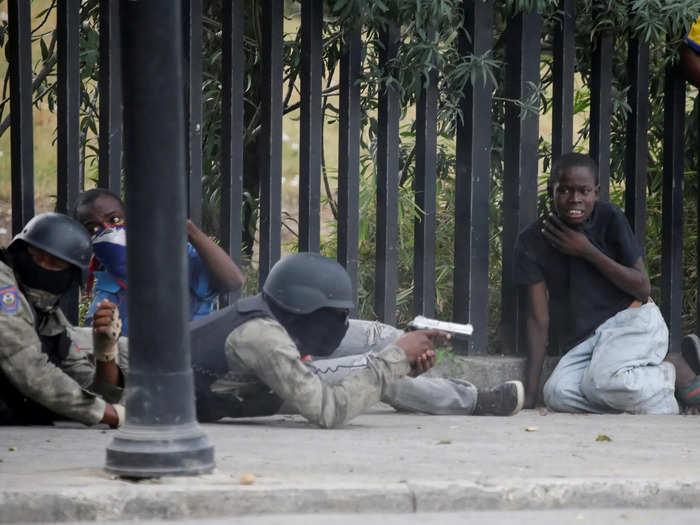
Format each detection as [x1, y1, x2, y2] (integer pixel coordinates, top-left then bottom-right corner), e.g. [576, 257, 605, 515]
[2, 479, 698, 522]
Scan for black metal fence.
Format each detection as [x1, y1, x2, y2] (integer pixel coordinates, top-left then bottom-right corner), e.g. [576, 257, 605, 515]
[3, 1, 696, 356]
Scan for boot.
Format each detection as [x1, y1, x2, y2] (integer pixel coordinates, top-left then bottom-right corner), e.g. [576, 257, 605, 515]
[681, 334, 700, 375]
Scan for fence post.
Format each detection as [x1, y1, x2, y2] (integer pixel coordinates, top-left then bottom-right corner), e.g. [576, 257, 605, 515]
[453, 0, 494, 354]
[413, 29, 438, 319]
[220, 1, 244, 266]
[257, 0, 283, 288]
[697, 102, 700, 335]
[590, 27, 613, 200]
[7, 0, 35, 234]
[105, 0, 214, 477]
[337, 29, 362, 310]
[183, 0, 203, 227]
[56, 0, 82, 324]
[375, 22, 401, 325]
[624, 37, 650, 250]
[500, 11, 542, 355]
[551, 0, 575, 160]
[98, 0, 122, 195]
[660, 63, 685, 354]
[299, 0, 322, 253]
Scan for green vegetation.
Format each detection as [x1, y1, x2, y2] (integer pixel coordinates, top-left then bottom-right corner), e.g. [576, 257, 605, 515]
[1, 0, 699, 344]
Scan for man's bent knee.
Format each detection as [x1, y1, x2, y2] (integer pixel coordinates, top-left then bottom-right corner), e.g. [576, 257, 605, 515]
[543, 377, 580, 413]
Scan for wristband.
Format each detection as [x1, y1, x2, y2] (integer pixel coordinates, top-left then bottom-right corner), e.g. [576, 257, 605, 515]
[94, 308, 122, 362]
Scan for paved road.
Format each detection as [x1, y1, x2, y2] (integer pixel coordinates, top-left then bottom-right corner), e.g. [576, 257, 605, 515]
[1, 408, 699, 522]
[54, 509, 700, 525]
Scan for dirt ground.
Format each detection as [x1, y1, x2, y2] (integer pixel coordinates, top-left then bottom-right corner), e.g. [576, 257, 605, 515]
[0, 195, 56, 247]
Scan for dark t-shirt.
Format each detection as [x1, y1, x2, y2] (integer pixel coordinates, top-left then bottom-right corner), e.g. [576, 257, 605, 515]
[514, 200, 642, 353]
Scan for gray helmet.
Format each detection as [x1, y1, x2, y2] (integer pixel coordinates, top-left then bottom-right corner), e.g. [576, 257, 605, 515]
[8, 212, 92, 283]
[263, 252, 354, 314]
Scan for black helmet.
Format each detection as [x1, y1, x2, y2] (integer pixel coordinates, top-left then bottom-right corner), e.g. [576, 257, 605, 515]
[263, 252, 354, 314]
[8, 212, 92, 283]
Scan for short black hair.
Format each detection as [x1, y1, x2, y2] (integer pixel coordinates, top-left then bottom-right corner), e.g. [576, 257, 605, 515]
[72, 188, 124, 221]
[549, 153, 599, 189]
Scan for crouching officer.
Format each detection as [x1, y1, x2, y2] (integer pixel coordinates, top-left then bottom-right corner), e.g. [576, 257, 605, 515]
[0, 213, 124, 427]
[192, 252, 446, 428]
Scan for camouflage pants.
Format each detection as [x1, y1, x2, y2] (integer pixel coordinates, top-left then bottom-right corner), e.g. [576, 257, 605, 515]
[308, 320, 479, 415]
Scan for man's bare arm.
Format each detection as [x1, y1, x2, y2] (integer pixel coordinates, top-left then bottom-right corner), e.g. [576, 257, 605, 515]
[680, 45, 700, 89]
[187, 219, 244, 292]
[542, 214, 650, 300]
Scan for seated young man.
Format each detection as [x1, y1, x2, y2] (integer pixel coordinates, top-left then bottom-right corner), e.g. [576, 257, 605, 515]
[516, 153, 696, 414]
[73, 189, 244, 335]
[192, 253, 525, 427]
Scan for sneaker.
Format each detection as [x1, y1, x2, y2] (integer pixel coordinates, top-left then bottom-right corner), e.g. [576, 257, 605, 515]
[681, 334, 700, 375]
[475, 380, 524, 416]
[679, 376, 700, 407]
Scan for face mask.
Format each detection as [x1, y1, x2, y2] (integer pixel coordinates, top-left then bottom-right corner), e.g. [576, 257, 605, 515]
[285, 308, 350, 358]
[14, 249, 76, 297]
[92, 223, 127, 280]
[21, 285, 62, 313]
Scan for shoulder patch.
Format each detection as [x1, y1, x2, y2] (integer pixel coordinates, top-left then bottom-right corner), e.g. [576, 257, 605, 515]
[0, 285, 19, 314]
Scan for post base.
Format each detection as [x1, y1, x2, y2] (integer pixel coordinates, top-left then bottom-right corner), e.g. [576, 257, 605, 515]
[105, 422, 215, 478]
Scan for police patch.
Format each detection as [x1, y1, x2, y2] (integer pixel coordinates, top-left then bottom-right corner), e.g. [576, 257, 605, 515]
[0, 286, 19, 314]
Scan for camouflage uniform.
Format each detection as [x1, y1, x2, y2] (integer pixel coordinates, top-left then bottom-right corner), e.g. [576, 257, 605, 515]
[0, 260, 121, 425]
[216, 317, 411, 428]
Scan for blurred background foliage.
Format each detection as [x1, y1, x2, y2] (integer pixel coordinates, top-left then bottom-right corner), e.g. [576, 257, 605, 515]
[0, 0, 699, 345]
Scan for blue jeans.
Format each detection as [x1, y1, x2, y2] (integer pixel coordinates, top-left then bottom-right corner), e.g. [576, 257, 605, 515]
[308, 320, 479, 415]
[543, 303, 678, 414]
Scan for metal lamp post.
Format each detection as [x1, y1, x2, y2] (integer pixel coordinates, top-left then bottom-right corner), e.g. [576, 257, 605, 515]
[105, 0, 214, 477]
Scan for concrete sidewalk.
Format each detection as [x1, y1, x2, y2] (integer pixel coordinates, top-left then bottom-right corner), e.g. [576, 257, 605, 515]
[1, 407, 699, 522]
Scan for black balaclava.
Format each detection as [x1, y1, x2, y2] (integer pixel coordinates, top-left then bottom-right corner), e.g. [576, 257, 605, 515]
[12, 247, 76, 313]
[10, 247, 76, 365]
[14, 248, 76, 295]
[266, 298, 349, 358]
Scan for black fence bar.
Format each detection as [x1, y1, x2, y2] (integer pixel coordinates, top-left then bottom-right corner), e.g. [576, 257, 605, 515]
[551, 0, 575, 160]
[98, 0, 122, 196]
[8, 0, 35, 234]
[501, 11, 542, 354]
[56, 0, 80, 216]
[106, 0, 213, 477]
[697, 105, 700, 335]
[660, 66, 685, 354]
[375, 23, 400, 325]
[624, 37, 650, 249]
[258, 0, 283, 288]
[56, 0, 81, 324]
[337, 28, 362, 308]
[220, 1, 244, 264]
[184, 0, 203, 226]
[589, 31, 613, 201]
[298, 0, 322, 253]
[413, 66, 437, 318]
[454, 0, 494, 354]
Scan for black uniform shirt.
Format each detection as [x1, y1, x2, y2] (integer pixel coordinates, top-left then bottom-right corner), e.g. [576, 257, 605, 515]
[514, 200, 642, 354]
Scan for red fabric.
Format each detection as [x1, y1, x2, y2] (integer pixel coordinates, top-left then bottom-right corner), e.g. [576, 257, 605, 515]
[85, 255, 127, 296]
[85, 255, 100, 296]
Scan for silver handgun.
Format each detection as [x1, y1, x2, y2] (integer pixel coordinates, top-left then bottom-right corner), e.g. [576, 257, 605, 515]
[407, 315, 474, 341]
